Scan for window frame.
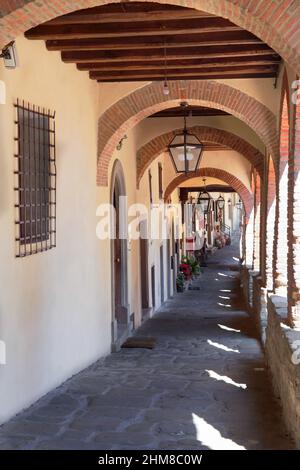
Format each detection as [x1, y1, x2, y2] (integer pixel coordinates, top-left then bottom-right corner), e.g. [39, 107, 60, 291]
[14, 100, 57, 257]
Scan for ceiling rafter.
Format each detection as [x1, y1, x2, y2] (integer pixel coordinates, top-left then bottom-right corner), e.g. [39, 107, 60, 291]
[24, 1, 281, 83]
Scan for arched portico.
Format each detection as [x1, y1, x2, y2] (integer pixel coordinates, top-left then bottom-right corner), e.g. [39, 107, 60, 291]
[164, 167, 253, 221]
[97, 80, 277, 186]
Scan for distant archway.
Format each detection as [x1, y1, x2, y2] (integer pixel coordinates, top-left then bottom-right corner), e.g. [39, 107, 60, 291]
[164, 167, 253, 221]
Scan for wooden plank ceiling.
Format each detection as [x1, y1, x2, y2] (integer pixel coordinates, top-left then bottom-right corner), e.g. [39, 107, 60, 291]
[25, 2, 281, 83]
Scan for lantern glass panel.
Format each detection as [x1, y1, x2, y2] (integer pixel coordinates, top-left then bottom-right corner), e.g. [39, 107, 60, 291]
[217, 196, 225, 209]
[198, 193, 211, 213]
[168, 133, 203, 173]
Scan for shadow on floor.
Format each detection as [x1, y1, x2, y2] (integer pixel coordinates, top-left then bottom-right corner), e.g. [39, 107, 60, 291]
[0, 245, 295, 450]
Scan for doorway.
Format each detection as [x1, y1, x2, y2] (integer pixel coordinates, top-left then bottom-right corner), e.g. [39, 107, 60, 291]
[110, 160, 129, 350]
[140, 219, 150, 321]
[167, 237, 171, 299]
[160, 245, 165, 305]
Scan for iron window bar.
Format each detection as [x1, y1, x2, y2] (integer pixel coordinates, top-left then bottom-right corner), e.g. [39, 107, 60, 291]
[14, 99, 56, 257]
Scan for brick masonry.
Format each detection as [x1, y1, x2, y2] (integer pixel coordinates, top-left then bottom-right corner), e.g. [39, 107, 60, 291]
[252, 170, 261, 271]
[97, 80, 277, 186]
[264, 156, 277, 290]
[273, 72, 289, 292]
[266, 295, 300, 447]
[137, 126, 264, 188]
[288, 80, 300, 327]
[242, 71, 300, 446]
[0, 0, 300, 75]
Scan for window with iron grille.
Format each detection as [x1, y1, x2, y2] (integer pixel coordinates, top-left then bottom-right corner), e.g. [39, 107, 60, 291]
[14, 100, 56, 257]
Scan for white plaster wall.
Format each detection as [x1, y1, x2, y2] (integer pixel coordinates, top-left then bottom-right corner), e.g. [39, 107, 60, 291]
[137, 154, 175, 312]
[179, 176, 229, 187]
[97, 76, 280, 127]
[217, 78, 280, 115]
[158, 149, 251, 191]
[136, 115, 264, 153]
[0, 37, 111, 424]
[106, 128, 142, 328]
[98, 82, 150, 114]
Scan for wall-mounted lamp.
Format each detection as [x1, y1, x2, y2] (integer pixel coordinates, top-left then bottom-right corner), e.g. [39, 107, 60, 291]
[0, 41, 19, 68]
[116, 134, 128, 151]
[236, 199, 242, 210]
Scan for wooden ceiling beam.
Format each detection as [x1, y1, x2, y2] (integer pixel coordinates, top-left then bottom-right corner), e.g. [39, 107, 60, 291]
[95, 73, 274, 82]
[24, 3, 281, 82]
[47, 9, 214, 25]
[62, 45, 277, 64]
[25, 18, 243, 40]
[46, 31, 263, 52]
[77, 57, 280, 72]
[90, 66, 277, 81]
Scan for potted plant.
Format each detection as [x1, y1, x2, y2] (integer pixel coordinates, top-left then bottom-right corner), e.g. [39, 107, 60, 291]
[176, 272, 185, 293]
[180, 256, 192, 281]
[181, 255, 201, 278]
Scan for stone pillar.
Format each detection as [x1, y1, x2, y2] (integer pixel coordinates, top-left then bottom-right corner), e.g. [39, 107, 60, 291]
[288, 91, 300, 328]
[245, 212, 254, 268]
[265, 157, 276, 291]
[255, 157, 275, 340]
[274, 92, 289, 294]
[246, 172, 260, 310]
[252, 172, 261, 271]
[179, 188, 189, 255]
[274, 163, 288, 293]
[260, 168, 267, 285]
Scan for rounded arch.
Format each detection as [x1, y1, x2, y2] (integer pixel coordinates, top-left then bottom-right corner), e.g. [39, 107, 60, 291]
[137, 126, 265, 187]
[97, 80, 277, 186]
[164, 167, 253, 221]
[110, 158, 127, 201]
[279, 70, 290, 176]
[267, 155, 277, 213]
[1, 0, 300, 76]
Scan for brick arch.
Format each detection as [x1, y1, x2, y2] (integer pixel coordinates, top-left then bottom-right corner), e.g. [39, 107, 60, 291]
[279, 70, 290, 176]
[97, 80, 277, 186]
[1, 0, 300, 76]
[164, 167, 253, 221]
[137, 126, 264, 188]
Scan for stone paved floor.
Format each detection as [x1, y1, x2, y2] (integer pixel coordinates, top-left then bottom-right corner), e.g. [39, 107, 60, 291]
[0, 245, 295, 450]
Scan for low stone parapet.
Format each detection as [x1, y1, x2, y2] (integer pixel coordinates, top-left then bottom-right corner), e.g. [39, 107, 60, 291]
[266, 294, 300, 447]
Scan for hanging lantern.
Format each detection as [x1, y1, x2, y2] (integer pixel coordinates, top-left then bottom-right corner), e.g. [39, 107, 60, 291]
[197, 178, 211, 213]
[168, 102, 203, 174]
[216, 194, 225, 210]
[236, 199, 242, 210]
